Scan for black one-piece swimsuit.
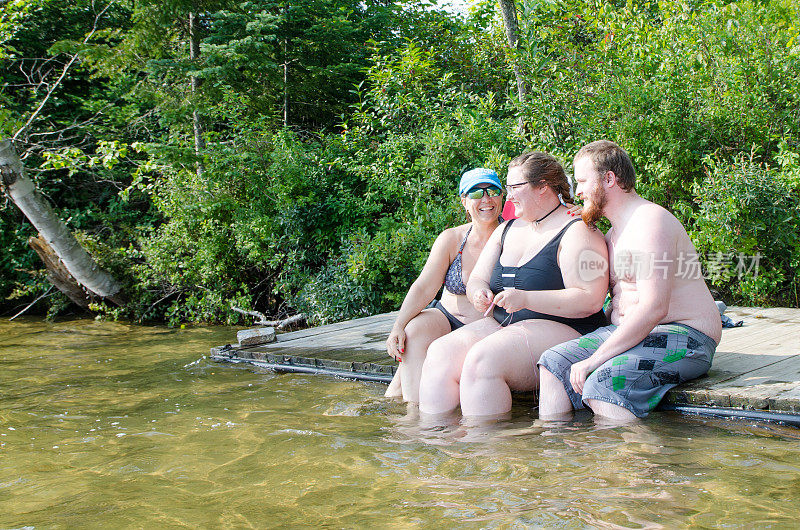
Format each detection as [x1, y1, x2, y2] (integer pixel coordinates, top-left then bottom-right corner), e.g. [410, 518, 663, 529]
[489, 219, 606, 335]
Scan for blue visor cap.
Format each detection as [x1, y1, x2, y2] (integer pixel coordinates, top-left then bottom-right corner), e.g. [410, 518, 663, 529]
[458, 168, 502, 196]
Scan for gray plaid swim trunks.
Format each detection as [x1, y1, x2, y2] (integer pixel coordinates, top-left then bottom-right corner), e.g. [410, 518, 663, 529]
[537, 323, 717, 418]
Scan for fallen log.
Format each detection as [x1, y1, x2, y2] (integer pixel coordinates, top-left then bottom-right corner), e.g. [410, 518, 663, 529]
[237, 327, 276, 346]
[231, 306, 306, 329]
[1, 140, 125, 306]
[28, 235, 95, 309]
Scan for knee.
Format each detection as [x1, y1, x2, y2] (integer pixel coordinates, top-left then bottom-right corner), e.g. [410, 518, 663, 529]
[425, 336, 448, 362]
[421, 338, 455, 381]
[402, 315, 432, 352]
[537, 346, 569, 386]
[403, 314, 427, 340]
[461, 344, 500, 384]
[400, 317, 429, 363]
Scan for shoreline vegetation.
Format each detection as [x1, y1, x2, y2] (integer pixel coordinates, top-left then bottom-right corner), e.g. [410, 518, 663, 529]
[1, 0, 798, 327]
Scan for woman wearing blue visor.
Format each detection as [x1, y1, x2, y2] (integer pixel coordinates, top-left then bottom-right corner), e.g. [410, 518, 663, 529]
[418, 152, 609, 418]
[385, 168, 504, 403]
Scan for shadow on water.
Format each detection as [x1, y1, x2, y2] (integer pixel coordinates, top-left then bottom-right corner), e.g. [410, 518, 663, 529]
[2, 317, 800, 527]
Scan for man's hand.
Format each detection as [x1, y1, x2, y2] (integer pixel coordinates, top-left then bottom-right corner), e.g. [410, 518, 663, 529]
[569, 356, 602, 395]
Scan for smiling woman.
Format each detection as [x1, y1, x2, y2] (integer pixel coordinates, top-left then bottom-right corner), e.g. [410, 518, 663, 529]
[418, 152, 609, 418]
[384, 168, 504, 403]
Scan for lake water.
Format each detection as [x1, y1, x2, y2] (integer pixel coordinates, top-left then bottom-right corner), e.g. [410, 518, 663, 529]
[2, 318, 799, 527]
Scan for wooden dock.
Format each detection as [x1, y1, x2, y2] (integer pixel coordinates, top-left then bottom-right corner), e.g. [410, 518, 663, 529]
[210, 307, 800, 423]
[210, 312, 399, 383]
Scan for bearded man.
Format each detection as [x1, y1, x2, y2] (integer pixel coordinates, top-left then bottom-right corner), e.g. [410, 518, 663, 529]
[537, 140, 722, 420]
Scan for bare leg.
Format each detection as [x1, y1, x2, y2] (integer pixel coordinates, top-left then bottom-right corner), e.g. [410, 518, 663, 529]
[538, 367, 575, 418]
[418, 318, 499, 415]
[391, 309, 450, 403]
[460, 320, 580, 417]
[384, 371, 402, 398]
[586, 399, 638, 422]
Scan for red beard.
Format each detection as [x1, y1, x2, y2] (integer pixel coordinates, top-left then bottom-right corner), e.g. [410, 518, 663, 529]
[581, 185, 607, 228]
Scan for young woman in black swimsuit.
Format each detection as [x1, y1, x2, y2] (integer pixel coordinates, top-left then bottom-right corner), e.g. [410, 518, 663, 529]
[418, 152, 610, 417]
[385, 168, 504, 403]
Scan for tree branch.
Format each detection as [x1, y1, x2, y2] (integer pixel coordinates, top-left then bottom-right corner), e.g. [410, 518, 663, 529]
[230, 306, 306, 329]
[12, 1, 115, 142]
[9, 286, 54, 321]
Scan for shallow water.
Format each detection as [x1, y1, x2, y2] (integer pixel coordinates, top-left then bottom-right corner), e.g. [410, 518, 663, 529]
[1, 318, 799, 528]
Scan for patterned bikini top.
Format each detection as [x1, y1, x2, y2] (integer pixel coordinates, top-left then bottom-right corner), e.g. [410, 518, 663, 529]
[443, 226, 471, 295]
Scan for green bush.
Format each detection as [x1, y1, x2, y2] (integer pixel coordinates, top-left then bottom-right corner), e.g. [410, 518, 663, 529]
[292, 257, 380, 325]
[5, 0, 800, 324]
[691, 154, 800, 306]
[518, 0, 800, 214]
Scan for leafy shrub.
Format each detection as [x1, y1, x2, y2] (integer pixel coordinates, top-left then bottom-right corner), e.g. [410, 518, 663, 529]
[292, 257, 381, 325]
[691, 154, 800, 306]
[6, 0, 800, 324]
[518, 0, 800, 217]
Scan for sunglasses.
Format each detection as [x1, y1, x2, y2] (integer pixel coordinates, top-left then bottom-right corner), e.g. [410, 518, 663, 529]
[464, 185, 503, 200]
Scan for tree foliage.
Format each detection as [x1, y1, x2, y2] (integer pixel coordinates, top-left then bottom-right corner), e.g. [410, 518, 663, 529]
[2, 0, 798, 322]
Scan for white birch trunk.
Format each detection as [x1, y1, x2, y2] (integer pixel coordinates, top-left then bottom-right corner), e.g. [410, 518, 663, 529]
[498, 0, 528, 133]
[498, 0, 527, 103]
[0, 140, 124, 303]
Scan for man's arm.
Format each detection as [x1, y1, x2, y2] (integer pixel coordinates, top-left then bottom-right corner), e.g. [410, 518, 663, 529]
[570, 208, 678, 394]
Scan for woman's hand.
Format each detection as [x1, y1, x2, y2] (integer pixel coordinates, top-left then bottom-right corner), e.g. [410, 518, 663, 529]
[566, 202, 583, 217]
[472, 288, 493, 313]
[569, 356, 601, 395]
[492, 288, 529, 314]
[386, 327, 406, 361]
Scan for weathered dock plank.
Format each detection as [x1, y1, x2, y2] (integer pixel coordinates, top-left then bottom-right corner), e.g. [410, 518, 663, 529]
[662, 307, 800, 415]
[212, 306, 800, 421]
[718, 323, 795, 351]
[270, 312, 397, 343]
[211, 312, 398, 382]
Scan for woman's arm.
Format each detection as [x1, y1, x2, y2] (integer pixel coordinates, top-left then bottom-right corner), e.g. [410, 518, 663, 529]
[492, 222, 609, 317]
[386, 228, 458, 360]
[466, 222, 505, 313]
